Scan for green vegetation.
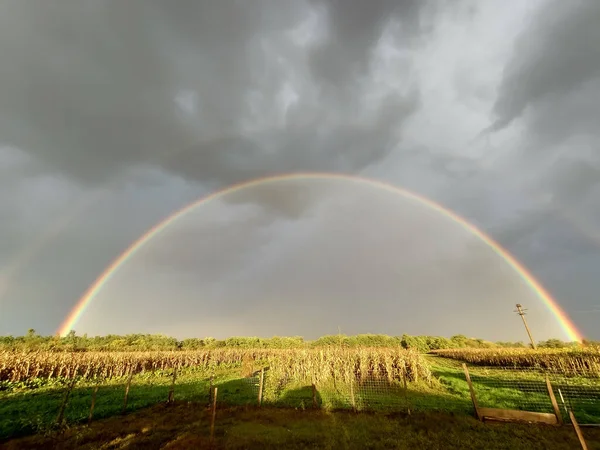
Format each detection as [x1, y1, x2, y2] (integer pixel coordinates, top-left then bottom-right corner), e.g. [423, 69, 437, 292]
[3, 330, 595, 352]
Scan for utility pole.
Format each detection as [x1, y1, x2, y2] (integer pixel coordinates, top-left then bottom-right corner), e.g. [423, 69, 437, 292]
[514, 304, 536, 349]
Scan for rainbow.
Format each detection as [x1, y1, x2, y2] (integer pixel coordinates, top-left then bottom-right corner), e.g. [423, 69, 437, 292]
[57, 172, 583, 342]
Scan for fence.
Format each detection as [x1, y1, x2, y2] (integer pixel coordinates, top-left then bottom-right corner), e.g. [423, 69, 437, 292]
[2, 362, 599, 441]
[463, 365, 600, 426]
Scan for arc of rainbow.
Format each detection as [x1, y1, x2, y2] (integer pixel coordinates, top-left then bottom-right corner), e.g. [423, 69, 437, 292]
[57, 172, 584, 342]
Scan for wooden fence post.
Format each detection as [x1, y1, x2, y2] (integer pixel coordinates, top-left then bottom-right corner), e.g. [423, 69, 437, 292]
[88, 384, 99, 425]
[258, 368, 264, 406]
[462, 363, 481, 421]
[122, 369, 134, 415]
[545, 376, 563, 425]
[312, 383, 318, 409]
[168, 366, 178, 404]
[210, 387, 218, 447]
[569, 411, 589, 450]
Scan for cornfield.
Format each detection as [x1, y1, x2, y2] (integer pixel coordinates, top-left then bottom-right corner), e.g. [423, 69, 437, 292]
[431, 348, 600, 376]
[0, 347, 431, 384]
[267, 347, 430, 385]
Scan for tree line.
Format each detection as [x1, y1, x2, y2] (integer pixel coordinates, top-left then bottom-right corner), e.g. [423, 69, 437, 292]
[0, 329, 595, 352]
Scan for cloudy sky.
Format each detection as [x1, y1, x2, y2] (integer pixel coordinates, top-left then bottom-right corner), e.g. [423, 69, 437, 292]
[1, 0, 599, 341]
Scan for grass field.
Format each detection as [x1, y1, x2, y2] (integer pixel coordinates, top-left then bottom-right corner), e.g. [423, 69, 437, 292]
[4, 403, 600, 450]
[1, 347, 599, 447]
[427, 355, 600, 423]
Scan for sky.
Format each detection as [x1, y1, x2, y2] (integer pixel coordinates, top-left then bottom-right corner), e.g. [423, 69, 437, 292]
[0, 0, 599, 341]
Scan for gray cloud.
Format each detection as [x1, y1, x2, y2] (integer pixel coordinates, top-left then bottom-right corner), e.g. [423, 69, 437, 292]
[0, 0, 428, 188]
[307, 0, 423, 93]
[0, 171, 204, 333]
[491, 0, 600, 135]
[478, 0, 600, 295]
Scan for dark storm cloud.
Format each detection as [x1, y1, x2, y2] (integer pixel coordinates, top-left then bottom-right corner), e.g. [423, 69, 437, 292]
[163, 94, 418, 184]
[0, 0, 430, 188]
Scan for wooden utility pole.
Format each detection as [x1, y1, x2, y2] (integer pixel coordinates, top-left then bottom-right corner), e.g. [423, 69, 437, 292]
[515, 304, 536, 349]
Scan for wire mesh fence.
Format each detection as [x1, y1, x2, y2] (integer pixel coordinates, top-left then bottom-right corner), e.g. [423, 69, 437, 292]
[465, 365, 600, 425]
[227, 368, 472, 413]
[229, 364, 600, 424]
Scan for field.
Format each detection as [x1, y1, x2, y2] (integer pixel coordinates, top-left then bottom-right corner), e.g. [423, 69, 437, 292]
[431, 348, 600, 375]
[1, 346, 600, 448]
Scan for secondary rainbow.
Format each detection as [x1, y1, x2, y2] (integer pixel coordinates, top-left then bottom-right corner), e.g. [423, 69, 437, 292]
[57, 172, 584, 342]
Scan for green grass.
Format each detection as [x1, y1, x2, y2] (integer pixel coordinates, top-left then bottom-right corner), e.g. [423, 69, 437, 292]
[0, 368, 214, 440]
[5, 403, 600, 450]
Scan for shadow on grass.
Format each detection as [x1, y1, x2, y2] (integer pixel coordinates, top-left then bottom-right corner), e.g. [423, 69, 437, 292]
[216, 377, 325, 410]
[278, 385, 322, 409]
[214, 377, 260, 407]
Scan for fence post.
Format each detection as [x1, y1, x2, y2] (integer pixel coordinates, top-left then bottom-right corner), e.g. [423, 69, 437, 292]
[312, 383, 318, 409]
[168, 366, 178, 404]
[88, 384, 99, 425]
[462, 364, 481, 421]
[545, 375, 563, 425]
[122, 369, 134, 415]
[258, 368, 264, 406]
[210, 387, 218, 447]
[349, 377, 357, 412]
[569, 410, 589, 450]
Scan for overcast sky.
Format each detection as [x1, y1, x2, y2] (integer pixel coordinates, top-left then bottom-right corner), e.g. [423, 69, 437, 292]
[1, 0, 599, 341]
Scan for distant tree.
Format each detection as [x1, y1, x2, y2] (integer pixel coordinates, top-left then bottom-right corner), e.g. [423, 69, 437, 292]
[538, 339, 579, 349]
